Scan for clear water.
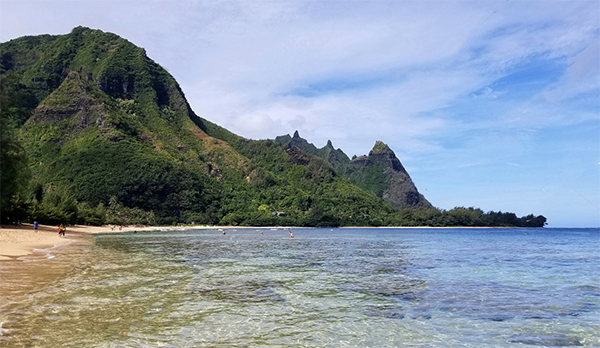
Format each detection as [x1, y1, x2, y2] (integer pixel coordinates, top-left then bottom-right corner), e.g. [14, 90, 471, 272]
[1, 228, 599, 347]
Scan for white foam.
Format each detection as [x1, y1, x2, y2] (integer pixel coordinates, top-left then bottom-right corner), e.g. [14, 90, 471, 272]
[30, 239, 74, 260]
[0, 321, 10, 336]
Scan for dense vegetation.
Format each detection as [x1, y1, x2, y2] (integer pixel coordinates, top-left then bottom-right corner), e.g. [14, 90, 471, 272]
[0, 27, 547, 228]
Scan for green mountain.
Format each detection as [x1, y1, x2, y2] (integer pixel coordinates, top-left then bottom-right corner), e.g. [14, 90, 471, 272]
[275, 132, 432, 210]
[0, 26, 396, 226]
[0, 27, 546, 228]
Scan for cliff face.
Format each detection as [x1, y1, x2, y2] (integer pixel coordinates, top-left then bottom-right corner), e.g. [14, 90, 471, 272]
[275, 133, 432, 210]
[361, 141, 432, 210]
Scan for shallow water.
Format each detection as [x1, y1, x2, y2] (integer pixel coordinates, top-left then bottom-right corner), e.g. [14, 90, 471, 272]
[1, 228, 598, 347]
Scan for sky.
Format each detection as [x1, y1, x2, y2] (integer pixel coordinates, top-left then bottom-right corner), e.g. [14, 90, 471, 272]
[1, 0, 599, 227]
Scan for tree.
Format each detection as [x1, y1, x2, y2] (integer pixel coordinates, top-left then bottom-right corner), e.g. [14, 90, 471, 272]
[0, 74, 31, 221]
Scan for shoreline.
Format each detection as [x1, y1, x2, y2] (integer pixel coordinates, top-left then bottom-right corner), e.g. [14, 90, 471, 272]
[0, 223, 225, 260]
[1, 223, 547, 260]
[0, 224, 70, 261]
[0, 223, 172, 260]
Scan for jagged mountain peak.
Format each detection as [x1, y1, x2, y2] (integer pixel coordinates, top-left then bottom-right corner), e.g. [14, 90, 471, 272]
[369, 140, 393, 155]
[274, 132, 432, 210]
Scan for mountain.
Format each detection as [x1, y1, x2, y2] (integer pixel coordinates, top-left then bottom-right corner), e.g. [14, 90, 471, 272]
[0, 27, 546, 228]
[275, 132, 432, 210]
[0, 27, 395, 226]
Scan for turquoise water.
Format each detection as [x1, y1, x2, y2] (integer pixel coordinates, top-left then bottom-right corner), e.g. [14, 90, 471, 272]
[1, 228, 599, 347]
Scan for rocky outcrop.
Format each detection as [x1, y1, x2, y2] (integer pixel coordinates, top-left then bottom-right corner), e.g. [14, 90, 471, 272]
[275, 130, 350, 166]
[349, 141, 432, 210]
[28, 71, 108, 130]
[275, 132, 432, 210]
[285, 146, 311, 166]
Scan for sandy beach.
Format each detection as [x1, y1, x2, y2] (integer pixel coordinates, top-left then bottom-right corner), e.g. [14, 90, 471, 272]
[0, 223, 187, 261]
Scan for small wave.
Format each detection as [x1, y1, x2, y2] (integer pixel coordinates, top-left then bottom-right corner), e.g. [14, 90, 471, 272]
[29, 239, 74, 260]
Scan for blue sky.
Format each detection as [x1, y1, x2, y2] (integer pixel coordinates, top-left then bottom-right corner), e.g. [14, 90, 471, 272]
[1, 0, 599, 227]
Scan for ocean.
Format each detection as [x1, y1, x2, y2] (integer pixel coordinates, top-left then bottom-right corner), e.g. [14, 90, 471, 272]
[1, 227, 598, 347]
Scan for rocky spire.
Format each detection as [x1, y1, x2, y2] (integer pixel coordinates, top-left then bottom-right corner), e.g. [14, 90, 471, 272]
[369, 140, 393, 155]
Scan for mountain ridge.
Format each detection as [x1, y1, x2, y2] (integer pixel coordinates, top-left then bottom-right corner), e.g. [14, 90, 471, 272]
[0, 27, 547, 228]
[274, 132, 432, 210]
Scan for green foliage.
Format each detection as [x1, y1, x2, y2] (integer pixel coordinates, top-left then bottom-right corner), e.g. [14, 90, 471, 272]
[44, 139, 220, 225]
[370, 140, 391, 154]
[105, 196, 156, 225]
[345, 161, 387, 197]
[29, 184, 79, 225]
[0, 74, 32, 219]
[76, 202, 105, 226]
[386, 207, 547, 228]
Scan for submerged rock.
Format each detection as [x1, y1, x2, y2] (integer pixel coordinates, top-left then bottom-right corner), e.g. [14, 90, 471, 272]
[509, 334, 583, 346]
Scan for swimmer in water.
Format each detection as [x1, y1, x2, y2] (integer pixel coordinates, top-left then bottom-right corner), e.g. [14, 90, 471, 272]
[289, 231, 294, 238]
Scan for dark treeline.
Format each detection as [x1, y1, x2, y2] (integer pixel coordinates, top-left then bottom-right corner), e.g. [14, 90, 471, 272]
[391, 207, 547, 228]
[2, 183, 547, 228]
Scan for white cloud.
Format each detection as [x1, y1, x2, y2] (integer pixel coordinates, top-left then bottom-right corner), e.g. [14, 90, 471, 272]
[164, 1, 597, 157]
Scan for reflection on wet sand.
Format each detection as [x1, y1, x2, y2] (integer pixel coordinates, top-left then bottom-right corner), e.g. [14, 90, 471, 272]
[0, 236, 93, 345]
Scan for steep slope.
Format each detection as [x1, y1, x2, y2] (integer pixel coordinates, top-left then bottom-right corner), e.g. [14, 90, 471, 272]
[275, 132, 432, 210]
[0, 27, 395, 226]
[348, 141, 432, 210]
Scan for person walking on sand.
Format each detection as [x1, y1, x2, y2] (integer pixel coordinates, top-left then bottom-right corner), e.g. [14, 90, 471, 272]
[33, 220, 38, 232]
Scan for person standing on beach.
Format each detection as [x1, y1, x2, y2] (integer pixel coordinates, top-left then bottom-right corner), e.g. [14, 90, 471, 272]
[58, 224, 66, 237]
[33, 221, 38, 231]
